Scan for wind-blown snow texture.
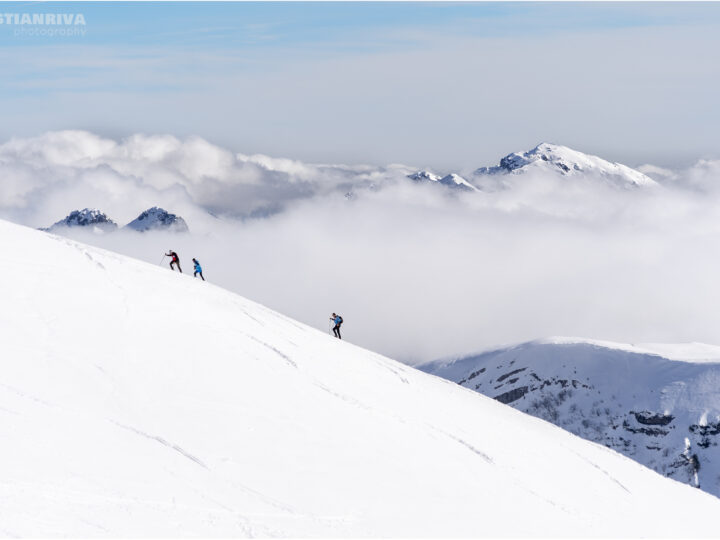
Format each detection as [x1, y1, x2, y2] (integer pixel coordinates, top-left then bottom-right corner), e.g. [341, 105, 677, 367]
[2, 219, 720, 537]
[421, 338, 720, 498]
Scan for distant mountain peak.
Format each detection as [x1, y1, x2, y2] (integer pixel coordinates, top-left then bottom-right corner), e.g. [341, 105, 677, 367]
[438, 173, 478, 191]
[408, 170, 441, 183]
[475, 143, 657, 187]
[125, 207, 188, 233]
[408, 170, 478, 191]
[46, 208, 117, 232]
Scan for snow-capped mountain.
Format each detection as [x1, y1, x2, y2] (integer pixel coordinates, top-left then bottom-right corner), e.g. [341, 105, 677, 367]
[3, 219, 720, 536]
[474, 143, 657, 188]
[438, 173, 478, 191]
[408, 170, 441, 183]
[406, 143, 654, 194]
[45, 208, 117, 233]
[408, 170, 478, 191]
[125, 206, 188, 232]
[420, 337, 720, 498]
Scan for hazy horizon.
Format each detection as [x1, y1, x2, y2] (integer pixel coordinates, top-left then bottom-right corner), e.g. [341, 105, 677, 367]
[2, 2, 720, 170]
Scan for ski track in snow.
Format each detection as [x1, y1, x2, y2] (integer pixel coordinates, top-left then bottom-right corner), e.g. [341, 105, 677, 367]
[363, 351, 411, 384]
[568, 448, 631, 494]
[245, 335, 298, 369]
[0, 383, 54, 408]
[111, 421, 209, 470]
[312, 381, 372, 411]
[425, 424, 493, 464]
[241, 309, 264, 327]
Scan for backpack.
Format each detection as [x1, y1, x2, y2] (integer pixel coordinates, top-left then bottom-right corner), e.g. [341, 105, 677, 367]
[337, 315, 343, 325]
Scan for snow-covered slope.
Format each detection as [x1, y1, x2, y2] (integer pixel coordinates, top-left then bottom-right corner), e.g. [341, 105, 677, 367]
[408, 170, 441, 183]
[125, 206, 188, 232]
[45, 208, 117, 233]
[474, 143, 657, 188]
[3, 220, 720, 536]
[421, 337, 720, 498]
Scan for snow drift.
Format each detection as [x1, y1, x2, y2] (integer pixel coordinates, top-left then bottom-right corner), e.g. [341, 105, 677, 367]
[1, 219, 720, 537]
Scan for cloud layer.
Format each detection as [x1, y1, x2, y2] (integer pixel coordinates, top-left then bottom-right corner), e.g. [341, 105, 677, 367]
[0, 130, 420, 227]
[2, 130, 720, 363]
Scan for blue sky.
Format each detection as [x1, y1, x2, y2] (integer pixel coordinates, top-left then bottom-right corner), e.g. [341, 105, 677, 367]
[1, 2, 719, 169]
[2, 2, 704, 48]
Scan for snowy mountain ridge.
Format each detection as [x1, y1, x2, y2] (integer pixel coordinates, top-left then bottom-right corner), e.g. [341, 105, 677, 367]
[438, 173, 478, 191]
[408, 170, 478, 192]
[45, 208, 118, 233]
[473, 143, 657, 188]
[3, 218, 720, 536]
[43, 206, 188, 234]
[536, 336, 720, 363]
[125, 206, 188, 232]
[406, 143, 655, 194]
[421, 338, 720, 498]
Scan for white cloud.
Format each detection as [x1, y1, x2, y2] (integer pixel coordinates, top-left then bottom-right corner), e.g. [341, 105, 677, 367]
[2, 130, 720, 364]
[0, 130, 419, 226]
[637, 164, 679, 182]
[679, 159, 720, 193]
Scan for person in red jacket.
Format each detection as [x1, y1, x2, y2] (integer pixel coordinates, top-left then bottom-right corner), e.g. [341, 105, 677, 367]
[165, 250, 182, 273]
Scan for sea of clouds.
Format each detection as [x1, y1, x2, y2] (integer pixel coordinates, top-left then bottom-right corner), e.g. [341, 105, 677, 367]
[2, 130, 720, 364]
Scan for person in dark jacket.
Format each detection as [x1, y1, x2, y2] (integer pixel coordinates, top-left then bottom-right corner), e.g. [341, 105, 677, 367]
[330, 313, 343, 339]
[165, 250, 182, 273]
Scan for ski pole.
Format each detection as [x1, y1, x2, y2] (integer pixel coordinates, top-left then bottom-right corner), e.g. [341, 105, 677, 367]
[159, 254, 167, 266]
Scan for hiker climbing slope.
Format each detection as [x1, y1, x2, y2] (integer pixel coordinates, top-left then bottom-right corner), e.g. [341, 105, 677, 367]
[330, 313, 343, 339]
[192, 258, 205, 281]
[165, 250, 182, 273]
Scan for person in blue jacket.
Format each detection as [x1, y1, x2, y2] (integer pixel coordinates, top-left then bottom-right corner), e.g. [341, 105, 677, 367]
[330, 313, 343, 339]
[192, 258, 205, 281]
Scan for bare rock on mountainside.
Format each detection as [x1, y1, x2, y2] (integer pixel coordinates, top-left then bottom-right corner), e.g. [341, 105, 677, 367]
[420, 338, 720, 498]
[43, 208, 118, 233]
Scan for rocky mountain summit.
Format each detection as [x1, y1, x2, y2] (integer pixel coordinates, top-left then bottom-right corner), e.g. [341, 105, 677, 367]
[124, 207, 189, 233]
[45, 208, 118, 232]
